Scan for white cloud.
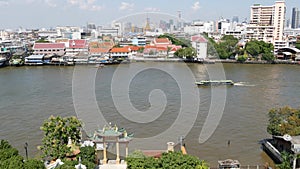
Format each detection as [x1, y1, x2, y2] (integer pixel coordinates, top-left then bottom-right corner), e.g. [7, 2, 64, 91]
[192, 1, 201, 11]
[67, 0, 80, 5]
[144, 7, 160, 12]
[0, 0, 9, 5]
[67, 0, 103, 11]
[45, 0, 57, 7]
[120, 2, 134, 11]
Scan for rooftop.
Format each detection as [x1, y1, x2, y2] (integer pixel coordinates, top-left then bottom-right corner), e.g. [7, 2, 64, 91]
[33, 43, 65, 49]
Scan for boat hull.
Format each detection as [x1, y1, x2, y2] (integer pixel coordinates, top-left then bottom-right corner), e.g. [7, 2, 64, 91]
[196, 80, 234, 86]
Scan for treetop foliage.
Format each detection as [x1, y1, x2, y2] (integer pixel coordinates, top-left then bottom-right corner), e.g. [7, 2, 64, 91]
[158, 34, 191, 47]
[40, 115, 82, 159]
[126, 150, 209, 169]
[0, 140, 45, 169]
[267, 106, 300, 136]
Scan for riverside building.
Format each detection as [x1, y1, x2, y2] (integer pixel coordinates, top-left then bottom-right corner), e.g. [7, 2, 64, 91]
[246, 1, 287, 51]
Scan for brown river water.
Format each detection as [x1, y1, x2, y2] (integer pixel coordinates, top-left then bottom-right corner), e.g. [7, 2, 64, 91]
[1, 62, 300, 167]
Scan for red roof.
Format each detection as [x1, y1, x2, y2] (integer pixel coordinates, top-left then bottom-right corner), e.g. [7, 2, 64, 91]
[68, 39, 87, 49]
[34, 43, 65, 49]
[101, 42, 114, 48]
[191, 35, 208, 43]
[124, 46, 140, 51]
[154, 38, 171, 44]
[156, 46, 168, 51]
[145, 45, 156, 49]
[110, 47, 130, 53]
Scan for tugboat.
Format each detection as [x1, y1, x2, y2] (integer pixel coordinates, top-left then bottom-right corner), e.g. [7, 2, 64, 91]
[195, 80, 234, 86]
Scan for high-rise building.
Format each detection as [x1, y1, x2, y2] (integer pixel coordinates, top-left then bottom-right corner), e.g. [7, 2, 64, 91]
[247, 1, 286, 49]
[232, 16, 239, 23]
[291, 7, 300, 29]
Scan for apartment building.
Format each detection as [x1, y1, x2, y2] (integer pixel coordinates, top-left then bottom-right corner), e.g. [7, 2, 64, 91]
[247, 1, 287, 51]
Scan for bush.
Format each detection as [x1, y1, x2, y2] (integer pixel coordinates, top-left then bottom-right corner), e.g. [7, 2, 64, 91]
[237, 55, 247, 63]
[24, 159, 46, 169]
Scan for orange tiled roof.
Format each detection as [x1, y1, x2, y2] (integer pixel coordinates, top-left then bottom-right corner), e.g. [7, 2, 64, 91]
[145, 45, 156, 49]
[155, 38, 170, 44]
[89, 42, 100, 48]
[110, 47, 130, 53]
[156, 46, 168, 51]
[124, 46, 140, 51]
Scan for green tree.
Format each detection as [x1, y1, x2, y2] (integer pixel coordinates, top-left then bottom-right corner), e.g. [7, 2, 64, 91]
[126, 150, 148, 169]
[0, 140, 41, 169]
[79, 146, 96, 164]
[174, 47, 196, 59]
[81, 160, 96, 169]
[201, 33, 218, 58]
[0, 155, 24, 169]
[245, 40, 274, 61]
[24, 159, 46, 169]
[126, 151, 209, 169]
[245, 40, 261, 57]
[295, 40, 300, 50]
[0, 146, 19, 162]
[262, 52, 275, 61]
[40, 115, 82, 159]
[35, 38, 50, 43]
[267, 106, 300, 136]
[0, 140, 12, 150]
[215, 35, 239, 59]
[56, 160, 78, 169]
[158, 34, 191, 47]
[276, 151, 292, 169]
[237, 55, 248, 63]
[216, 45, 229, 59]
[159, 152, 208, 169]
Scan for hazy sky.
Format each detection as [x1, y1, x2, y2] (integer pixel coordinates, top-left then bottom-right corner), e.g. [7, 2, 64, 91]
[0, 0, 299, 29]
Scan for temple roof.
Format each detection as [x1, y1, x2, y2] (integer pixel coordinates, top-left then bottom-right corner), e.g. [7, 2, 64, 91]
[89, 123, 134, 142]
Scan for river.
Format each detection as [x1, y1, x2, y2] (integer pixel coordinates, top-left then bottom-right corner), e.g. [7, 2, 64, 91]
[1, 62, 300, 167]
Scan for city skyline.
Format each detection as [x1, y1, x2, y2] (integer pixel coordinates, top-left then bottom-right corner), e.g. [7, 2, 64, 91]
[0, 0, 299, 29]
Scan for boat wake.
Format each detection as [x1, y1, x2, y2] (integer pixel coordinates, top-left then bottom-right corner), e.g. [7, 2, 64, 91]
[234, 82, 255, 87]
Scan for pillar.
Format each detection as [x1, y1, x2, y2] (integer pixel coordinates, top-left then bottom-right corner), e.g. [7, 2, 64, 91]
[103, 138, 107, 164]
[293, 156, 297, 169]
[116, 137, 120, 164]
[167, 142, 175, 152]
[125, 143, 129, 157]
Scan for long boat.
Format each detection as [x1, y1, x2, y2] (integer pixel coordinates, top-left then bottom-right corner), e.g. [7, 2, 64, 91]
[218, 159, 240, 169]
[195, 80, 234, 86]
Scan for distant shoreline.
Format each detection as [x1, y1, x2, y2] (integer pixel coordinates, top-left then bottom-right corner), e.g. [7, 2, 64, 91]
[131, 58, 300, 65]
[2, 58, 300, 68]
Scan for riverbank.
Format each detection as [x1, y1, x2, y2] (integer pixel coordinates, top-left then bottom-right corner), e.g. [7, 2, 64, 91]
[1, 57, 300, 69]
[133, 58, 300, 65]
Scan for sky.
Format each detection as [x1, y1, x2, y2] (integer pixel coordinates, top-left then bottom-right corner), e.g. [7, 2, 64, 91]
[0, 0, 299, 29]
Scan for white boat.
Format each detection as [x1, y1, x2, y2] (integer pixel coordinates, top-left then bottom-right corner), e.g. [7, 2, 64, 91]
[0, 57, 7, 67]
[218, 159, 240, 169]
